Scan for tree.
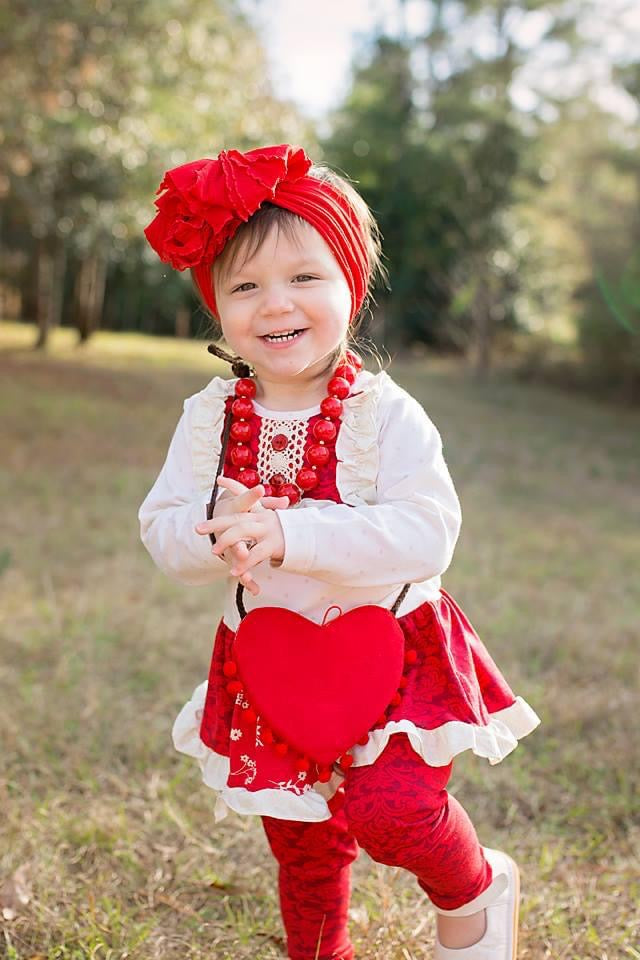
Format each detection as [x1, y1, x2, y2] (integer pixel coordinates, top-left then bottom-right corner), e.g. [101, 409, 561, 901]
[324, 0, 587, 374]
[0, 0, 312, 346]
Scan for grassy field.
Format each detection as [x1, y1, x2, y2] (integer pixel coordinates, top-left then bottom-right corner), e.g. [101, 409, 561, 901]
[1, 321, 638, 960]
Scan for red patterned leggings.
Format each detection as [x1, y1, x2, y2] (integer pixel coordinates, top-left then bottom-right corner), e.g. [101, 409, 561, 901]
[262, 734, 492, 960]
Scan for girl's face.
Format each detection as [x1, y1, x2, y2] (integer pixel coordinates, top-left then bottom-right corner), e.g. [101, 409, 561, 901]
[214, 220, 351, 389]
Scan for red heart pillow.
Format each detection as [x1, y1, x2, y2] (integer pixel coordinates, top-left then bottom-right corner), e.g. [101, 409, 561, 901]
[233, 605, 405, 766]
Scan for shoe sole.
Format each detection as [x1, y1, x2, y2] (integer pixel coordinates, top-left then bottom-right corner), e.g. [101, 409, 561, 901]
[506, 854, 520, 960]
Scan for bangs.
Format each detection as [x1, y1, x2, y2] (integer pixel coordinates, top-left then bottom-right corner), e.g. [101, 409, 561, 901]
[214, 204, 308, 288]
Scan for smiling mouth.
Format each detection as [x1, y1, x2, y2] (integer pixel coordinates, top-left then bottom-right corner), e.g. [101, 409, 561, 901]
[262, 329, 306, 343]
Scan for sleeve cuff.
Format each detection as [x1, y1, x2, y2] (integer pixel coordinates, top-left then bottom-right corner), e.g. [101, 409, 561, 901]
[275, 506, 317, 574]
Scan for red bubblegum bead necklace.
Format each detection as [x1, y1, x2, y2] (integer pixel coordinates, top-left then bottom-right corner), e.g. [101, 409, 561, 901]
[229, 349, 363, 504]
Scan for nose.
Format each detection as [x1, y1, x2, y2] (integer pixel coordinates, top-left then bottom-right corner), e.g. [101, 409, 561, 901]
[258, 284, 295, 317]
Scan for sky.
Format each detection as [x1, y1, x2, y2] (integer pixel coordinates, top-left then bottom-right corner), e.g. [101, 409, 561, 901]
[249, 0, 406, 119]
[245, 0, 639, 125]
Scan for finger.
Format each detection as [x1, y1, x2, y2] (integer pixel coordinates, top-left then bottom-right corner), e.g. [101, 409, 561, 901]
[229, 541, 272, 577]
[216, 475, 251, 494]
[225, 541, 250, 562]
[239, 568, 259, 592]
[212, 521, 262, 556]
[241, 574, 260, 596]
[216, 476, 265, 514]
[199, 512, 250, 536]
[260, 496, 291, 511]
[236, 485, 267, 512]
[217, 475, 266, 505]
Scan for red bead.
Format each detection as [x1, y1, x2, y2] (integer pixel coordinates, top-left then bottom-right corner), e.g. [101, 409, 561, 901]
[243, 707, 257, 724]
[271, 433, 289, 451]
[222, 660, 237, 677]
[239, 468, 260, 488]
[275, 742, 288, 756]
[390, 692, 402, 707]
[230, 420, 252, 442]
[357, 734, 369, 746]
[262, 727, 274, 744]
[297, 756, 311, 773]
[398, 675, 409, 689]
[234, 378, 256, 398]
[226, 680, 243, 696]
[261, 483, 274, 497]
[296, 467, 319, 491]
[345, 349, 363, 370]
[230, 444, 253, 467]
[327, 376, 350, 400]
[405, 649, 418, 665]
[270, 472, 286, 487]
[317, 767, 332, 783]
[320, 396, 343, 419]
[306, 443, 330, 467]
[339, 754, 354, 770]
[280, 483, 300, 505]
[334, 363, 356, 384]
[313, 419, 337, 443]
[231, 397, 254, 418]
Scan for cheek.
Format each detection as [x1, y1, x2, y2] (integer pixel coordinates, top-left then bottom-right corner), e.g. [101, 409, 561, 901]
[218, 304, 249, 343]
[322, 281, 352, 328]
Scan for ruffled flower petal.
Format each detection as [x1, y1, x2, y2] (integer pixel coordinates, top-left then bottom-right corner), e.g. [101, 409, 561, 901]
[145, 146, 312, 270]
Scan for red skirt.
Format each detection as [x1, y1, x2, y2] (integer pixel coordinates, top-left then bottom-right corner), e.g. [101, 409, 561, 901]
[172, 590, 540, 822]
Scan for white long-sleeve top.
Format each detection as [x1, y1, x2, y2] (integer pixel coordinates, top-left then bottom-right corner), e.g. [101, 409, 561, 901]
[138, 369, 462, 632]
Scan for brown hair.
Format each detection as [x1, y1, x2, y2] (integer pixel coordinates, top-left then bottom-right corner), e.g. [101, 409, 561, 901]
[191, 165, 386, 373]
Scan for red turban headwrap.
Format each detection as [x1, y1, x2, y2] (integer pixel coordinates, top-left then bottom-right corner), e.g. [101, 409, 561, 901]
[144, 144, 370, 323]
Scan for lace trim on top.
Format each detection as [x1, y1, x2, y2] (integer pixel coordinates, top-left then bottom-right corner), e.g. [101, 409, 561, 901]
[257, 417, 308, 486]
[189, 370, 385, 500]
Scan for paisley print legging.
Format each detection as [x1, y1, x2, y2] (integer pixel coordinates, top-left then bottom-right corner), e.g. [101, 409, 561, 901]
[262, 734, 492, 960]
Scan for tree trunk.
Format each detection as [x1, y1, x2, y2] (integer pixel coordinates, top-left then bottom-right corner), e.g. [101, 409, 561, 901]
[75, 252, 107, 343]
[51, 241, 67, 330]
[469, 257, 493, 378]
[34, 237, 54, 349]
[175, 305, 190, 338]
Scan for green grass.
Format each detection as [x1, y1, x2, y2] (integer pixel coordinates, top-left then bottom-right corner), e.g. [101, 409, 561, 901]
[1, 321, 639, 958]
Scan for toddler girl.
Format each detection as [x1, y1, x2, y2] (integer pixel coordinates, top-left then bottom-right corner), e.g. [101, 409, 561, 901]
[139, 144, 540, 960]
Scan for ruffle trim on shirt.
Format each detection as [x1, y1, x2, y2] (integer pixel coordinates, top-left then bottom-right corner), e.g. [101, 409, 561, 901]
[187, 369, 388, 502]
[350, 697, 541, 769]
[172, 681, 336, 823]
[189, 377, 233, 493]
[172, 682, 541, 823]
[334, 370, 386, 506]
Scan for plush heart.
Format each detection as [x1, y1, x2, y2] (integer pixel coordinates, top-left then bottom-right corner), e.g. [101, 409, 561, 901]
[233, 605, 405, 766]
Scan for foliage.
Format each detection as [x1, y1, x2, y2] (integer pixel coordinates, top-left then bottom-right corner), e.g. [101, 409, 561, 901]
[0, 0, 313, 337]
[322, 0, 640, 388]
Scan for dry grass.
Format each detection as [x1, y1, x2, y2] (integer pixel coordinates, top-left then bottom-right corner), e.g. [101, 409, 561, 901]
[1, 321, 638, 959]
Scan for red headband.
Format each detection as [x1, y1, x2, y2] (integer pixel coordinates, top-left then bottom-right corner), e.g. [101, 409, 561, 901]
[144, 144, 370, 322]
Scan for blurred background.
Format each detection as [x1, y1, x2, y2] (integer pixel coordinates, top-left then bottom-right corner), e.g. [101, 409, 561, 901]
[1, 0, 639, 396]
[1, 3, 639, 959]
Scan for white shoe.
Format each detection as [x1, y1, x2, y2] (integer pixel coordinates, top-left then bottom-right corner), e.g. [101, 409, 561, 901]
[433, 848, 520, 959]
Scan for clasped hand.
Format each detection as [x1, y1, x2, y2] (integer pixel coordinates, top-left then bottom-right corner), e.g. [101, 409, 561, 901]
[195, 475, 288, 596]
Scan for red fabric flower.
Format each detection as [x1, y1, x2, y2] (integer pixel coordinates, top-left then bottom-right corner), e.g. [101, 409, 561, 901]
[144, 145, 311, 271]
